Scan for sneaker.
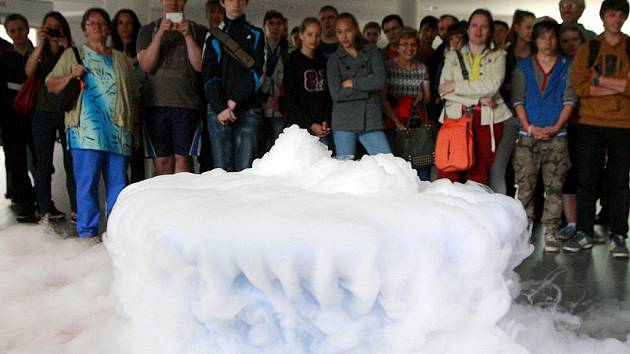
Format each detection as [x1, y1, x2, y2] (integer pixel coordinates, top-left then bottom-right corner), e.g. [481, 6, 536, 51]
[563, 231, 593, 252]
[556, 225, 576, 241]
[16, 209, 38, 223]
[47, 203, 65, 220]
[610, 234, 629, 258]
[544, 232, 561, 252]
[70, 212, 77, 224]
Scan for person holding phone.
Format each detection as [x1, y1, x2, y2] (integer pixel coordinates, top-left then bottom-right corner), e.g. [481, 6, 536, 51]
[24, 11, 77, 222]
[137, 0, 207, 175]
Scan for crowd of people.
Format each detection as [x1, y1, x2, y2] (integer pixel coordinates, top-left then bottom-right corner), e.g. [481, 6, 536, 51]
[0, 0, 629, 259]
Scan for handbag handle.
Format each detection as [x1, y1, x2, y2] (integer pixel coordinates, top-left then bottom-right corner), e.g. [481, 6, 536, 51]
[406, 99, 430, 128]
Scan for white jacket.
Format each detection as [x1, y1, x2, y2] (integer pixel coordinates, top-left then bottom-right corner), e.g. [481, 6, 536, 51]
[439, 47, 512, 126]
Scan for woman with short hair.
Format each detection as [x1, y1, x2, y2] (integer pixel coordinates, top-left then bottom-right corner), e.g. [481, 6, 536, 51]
[47, 8, 137, 238]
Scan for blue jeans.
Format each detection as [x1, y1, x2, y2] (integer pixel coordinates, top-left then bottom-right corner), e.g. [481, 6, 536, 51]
[32, 111, 77, 213]
[333, 130, 391, 159]
[72, 149, 127, 237]
[207, 107, 262, 172]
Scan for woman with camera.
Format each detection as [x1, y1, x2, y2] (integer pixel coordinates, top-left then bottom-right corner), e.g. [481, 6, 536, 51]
[46, 8, 137, 238]
[24, 11, 77, 221]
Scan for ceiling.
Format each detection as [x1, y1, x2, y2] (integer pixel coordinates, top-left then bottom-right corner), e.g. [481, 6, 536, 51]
[5, 0, 628, 44]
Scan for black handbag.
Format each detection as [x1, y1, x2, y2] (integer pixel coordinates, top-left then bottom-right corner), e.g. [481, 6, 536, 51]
[57, 47, 84, 112]
[392, 100, 436, 168]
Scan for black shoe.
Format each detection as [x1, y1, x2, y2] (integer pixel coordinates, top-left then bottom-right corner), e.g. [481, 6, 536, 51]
[47, 203, 66, 220]
[16, 205, 38, 223]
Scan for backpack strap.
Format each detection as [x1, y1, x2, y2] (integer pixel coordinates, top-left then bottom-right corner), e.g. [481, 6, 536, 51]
[588, 39, 600, 69]
[209, 26, 255, 70]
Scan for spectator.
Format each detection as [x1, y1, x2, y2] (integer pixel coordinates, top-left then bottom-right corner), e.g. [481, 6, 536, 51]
[285, 18, 333, 147]
[559, 0, 597, 40]
[24, 11, 77, 221]
[137, 0, 207, 175]
[512, 18, 575, 252]
[198, 0, 225, 173]
[434, 21, 467, 99]
[290, 26, 301, 51]
[261, 10, 288, 151]
[438, 9, 512, 185]
[507, 10, 536, 64]
[327, 12, 390, 159]
[318, 5, 339, 57]
[446, 21, 467, 50]
[492, 10, 536, 196]
[1, 13, 37, 222]
[203, 0, 265, 172]
[380, 27, 431, 180]
[46, 8, 137, 238]
[438, 15, 458, 43]
[0, 37, 11, 54]
[363, 21, 381, 45]
[493, 20, 510, 48]
[206, 0, 224, 29]
[428, 15, 458, 123]
[556, 23, 586, 241]
[381, 14, 403, 60]
[111, 9, 145, 182]
[418, 15, 438, 63]
[567, 0, 630, 258]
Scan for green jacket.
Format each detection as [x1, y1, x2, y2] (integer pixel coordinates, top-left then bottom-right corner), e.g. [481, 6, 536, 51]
[46, 45, 137, 130]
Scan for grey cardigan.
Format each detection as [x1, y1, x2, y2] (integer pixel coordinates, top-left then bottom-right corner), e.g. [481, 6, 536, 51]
[327, 44, 385, 132]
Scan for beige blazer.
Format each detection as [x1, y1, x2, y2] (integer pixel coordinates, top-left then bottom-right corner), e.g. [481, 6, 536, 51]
[439, 47, 512, 126]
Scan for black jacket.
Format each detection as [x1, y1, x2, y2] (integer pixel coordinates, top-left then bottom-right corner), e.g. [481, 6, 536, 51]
[285, 50, 332, 129]
[202, 15, 265, 113]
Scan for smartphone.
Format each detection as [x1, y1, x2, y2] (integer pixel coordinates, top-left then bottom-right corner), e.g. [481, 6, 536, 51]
[165, 12, 183, 23]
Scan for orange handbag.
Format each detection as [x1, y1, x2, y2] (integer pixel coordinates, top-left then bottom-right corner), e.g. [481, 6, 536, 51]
[434, 112, 475, 172]
[435, 50, 475, 172]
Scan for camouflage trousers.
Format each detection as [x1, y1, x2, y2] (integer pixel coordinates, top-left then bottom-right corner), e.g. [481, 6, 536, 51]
[514, 136, 571, 233]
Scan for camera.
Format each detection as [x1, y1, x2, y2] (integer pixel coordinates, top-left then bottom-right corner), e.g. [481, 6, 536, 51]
[46, 28, 62, 38]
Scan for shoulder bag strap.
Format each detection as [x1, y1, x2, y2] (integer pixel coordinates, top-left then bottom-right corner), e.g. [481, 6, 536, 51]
[455, 50, 469, 80]
[71, 46, 83, 66]
[209, 26, 255, 69]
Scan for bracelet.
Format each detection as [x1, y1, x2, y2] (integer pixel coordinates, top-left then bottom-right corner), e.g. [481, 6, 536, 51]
[527, 125, 533, 136]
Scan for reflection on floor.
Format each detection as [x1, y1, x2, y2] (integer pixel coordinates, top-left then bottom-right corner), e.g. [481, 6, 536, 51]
[516, 223, 630, 340]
